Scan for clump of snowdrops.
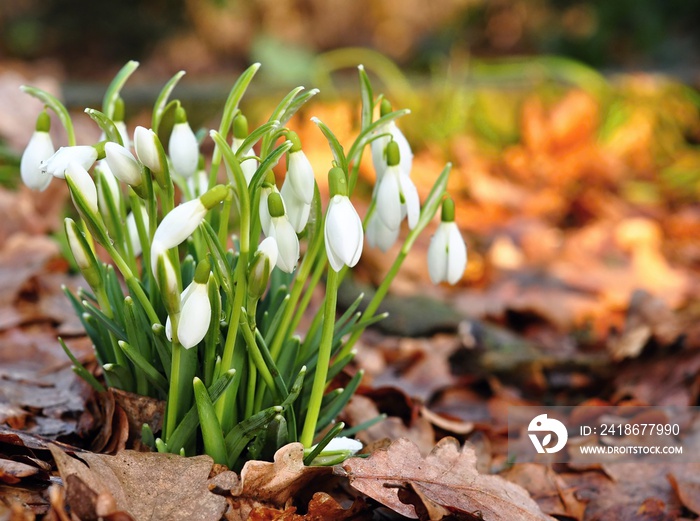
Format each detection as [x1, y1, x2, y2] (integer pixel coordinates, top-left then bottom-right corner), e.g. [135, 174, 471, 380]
[20, 61, 467, 469]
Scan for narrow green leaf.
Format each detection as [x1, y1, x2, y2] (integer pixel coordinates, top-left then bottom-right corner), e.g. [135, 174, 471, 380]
[85, 109, 123, 145]
[310, 117, 347, 173]
[58, 337, 105, 392]
[102, 60, 139, 119]
[118, 340, 168, 395]
[224, 406, 282, 469]
[358, 65, 374, 130]
[152, 70, 186, 133]
[20, 85, 76, 146]
[193, 377, 228, 465]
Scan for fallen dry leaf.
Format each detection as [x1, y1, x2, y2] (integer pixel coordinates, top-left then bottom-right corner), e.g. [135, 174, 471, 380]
[339, 437, 554, 520]
[50, 445, 235, 521]
[225, 443, 334, 521]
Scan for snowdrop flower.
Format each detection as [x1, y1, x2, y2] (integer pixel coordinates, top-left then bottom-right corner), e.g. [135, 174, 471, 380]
[248, 237, 278, 299]
[134, 126, 165, 177]
[427, 197, 467, 285]
[371, 99, 413, 180]
[285, 132, 315, 205]
[166, 261, 212, 349]
[231, 114, 258, 186]
[104, 142, 142, 187]
[21, 112, 55, 191]
[154, 252, 180, 317]
[151, 185, 228, 275]
[169, 107, 199, 179]
[65, 162, 98, 215]
[325, 167, 363, 272]
[374, 140, 420, 232]
[313, 436, 362, 455]
[41, 145, 97, 179]
[266, 192, 299, 273]
[365, 211, 399, 252]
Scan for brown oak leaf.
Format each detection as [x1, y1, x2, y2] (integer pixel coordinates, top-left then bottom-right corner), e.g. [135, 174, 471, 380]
[338, 437, 554, 520]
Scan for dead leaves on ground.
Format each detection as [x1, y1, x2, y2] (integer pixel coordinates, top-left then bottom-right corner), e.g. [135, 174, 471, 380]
[341, 437, 553, 520]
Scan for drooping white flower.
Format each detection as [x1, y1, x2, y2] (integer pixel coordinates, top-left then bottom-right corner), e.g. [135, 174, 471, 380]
[427, 198, 467, 285]
[104, 142, 142, 187]
[325, 194, 363, 272]
[169, 107, 199, 179]
[365, 211, 400, 252]
[371, 99, 413, 181]
[374, 141, 420, 233]
[265, 192, 299, 273]
[165, 278, 211, 349]
[285, 144, 315, 204]
[65, 162, 98, 215]
[313, 436, 363, 455]
[21, 121, 55, 191]
[150, 185, 228, 275]
[134, 126, 165, 175]
[258, 172, 284, 236]
[248, 237, 278, 299]
[280, 176, 311, 233]
[41, 145, 97, 179]
[324, 167, 363, 272]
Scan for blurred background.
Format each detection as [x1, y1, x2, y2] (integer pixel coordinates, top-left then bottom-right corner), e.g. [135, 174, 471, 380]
[2, 0, 700, 343]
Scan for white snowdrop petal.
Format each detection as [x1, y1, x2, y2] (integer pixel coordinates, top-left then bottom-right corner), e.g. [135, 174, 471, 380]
[42, 146, 97, 179]
[21, 131, 54, 191]
[366, 212, 400, 252]
[427, 223, 450, 284]
[287, 151, 315, 204]
[105, 142, 142, 186]
[399, 173, 420, 229]
[134, 126, 163, 173]
[257, 236, 279, 275]
[270, 217, 299, 273]
[318, 437, 363, 454]
[178, 283, 211, 348]
[66, 161, 98, 214]
[169, 122, 199, 179]
[151, 199, 207, 274]
[375, 169, 402, 231]
[324, 195, 364, 271]
[281, 179, 310, 233]
[446, 222, 467, 285]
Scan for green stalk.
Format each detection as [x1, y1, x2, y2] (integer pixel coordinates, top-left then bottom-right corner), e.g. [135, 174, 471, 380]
[300, 269, 339, 447]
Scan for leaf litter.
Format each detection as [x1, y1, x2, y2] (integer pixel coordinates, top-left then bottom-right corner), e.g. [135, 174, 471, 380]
[3, 66, 700, 520]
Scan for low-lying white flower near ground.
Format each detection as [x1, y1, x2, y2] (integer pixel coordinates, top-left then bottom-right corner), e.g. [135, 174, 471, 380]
[265, 192, 299, 273]
[166, 261, 212, 349]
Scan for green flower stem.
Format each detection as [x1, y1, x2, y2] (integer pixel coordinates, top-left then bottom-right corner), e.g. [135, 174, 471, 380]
[300, 268, 339, 448]
[217, 190, 234, 248]
[269, 226, 323, 361]
[165, 332, 183, 440]
[287, 251, 326, 343]
[244, 358, 257, 418]
[102, 241, 161, 326]
[211, 131, 250, 432]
